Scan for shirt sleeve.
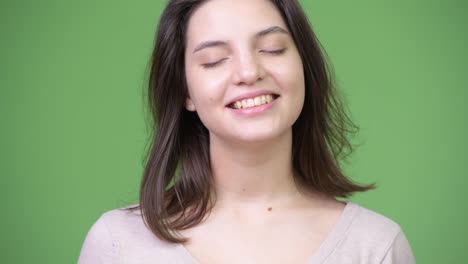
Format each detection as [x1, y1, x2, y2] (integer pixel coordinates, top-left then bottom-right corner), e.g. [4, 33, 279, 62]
[78, 213, 120, 264]
[381, 230, 416, 264]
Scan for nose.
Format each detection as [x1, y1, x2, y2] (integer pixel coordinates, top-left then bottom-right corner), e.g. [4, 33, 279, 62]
[231, 50, 265, 86]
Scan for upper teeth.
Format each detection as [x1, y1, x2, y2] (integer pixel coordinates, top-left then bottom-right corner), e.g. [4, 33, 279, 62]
[232, 94, 275, 109]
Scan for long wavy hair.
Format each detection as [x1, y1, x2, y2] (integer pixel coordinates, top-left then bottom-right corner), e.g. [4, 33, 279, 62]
[128, 0, 375, 243]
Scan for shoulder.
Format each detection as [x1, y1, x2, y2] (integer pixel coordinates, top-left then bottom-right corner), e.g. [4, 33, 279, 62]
[326, 201, 415, 263]
[93, 204, 151, 240]
[348, 202, 403, 240]
[78, 204, 181, 264]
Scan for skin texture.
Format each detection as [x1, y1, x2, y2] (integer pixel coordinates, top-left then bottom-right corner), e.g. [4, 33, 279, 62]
[184, 0, 304, 145]
[181, 0, 345, 263]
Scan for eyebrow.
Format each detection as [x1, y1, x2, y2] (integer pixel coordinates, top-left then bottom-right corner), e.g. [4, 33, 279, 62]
[192, 26, 290, 54]
[255, 26, 289, 38]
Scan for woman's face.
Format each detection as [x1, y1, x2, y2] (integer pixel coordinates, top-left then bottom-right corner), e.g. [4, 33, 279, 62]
[184, 0, 305, 144]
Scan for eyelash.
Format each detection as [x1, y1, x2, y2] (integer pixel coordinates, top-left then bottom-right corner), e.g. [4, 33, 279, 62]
[201, 49, 287, 69]
[202, 58, 228, 69]
[262, 48, 287, 55]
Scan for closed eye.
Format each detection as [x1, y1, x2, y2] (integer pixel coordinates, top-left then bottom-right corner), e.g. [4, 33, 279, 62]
[261, 48, 287, 55]
[202, 58, 228, 69]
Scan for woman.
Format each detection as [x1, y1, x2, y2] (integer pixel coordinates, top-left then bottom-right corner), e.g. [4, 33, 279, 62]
[79, 0, 415, 263]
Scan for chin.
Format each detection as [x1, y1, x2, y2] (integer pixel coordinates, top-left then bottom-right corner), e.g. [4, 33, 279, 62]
[228, 127, 291, 145]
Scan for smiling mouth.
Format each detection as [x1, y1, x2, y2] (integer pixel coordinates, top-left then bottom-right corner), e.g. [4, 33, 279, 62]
[228, 94, 279, 109]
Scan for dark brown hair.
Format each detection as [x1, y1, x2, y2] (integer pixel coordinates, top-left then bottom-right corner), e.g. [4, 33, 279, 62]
[130, 0, 375, 243]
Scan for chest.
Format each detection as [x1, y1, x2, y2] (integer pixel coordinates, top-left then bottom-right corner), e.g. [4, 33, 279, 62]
[180, 215, 334, 264]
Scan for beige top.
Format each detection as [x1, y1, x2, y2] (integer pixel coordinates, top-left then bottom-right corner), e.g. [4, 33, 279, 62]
[78, 201, 415, 263]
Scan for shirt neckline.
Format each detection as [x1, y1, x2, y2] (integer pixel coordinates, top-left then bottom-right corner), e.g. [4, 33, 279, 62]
[306, 201, 360, 263]
[176, 201, 361, 264]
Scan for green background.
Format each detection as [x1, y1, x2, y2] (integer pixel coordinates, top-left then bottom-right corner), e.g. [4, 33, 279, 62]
[1, 0, 466, 263]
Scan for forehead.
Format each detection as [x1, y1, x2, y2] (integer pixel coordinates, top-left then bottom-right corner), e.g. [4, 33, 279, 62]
[186, 0, 287, 43]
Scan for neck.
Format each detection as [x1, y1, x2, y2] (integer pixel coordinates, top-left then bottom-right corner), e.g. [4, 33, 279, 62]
[209, 129, 301, 208]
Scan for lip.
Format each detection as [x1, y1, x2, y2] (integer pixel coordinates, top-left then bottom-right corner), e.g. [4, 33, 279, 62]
[225, 90, 279, 107]
[228, 96, 278, 117]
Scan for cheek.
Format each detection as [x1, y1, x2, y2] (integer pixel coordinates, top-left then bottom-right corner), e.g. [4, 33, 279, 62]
[267, 55, 305, 117]
[186, 67, 229, 108]
[268, 55, 304, 94]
